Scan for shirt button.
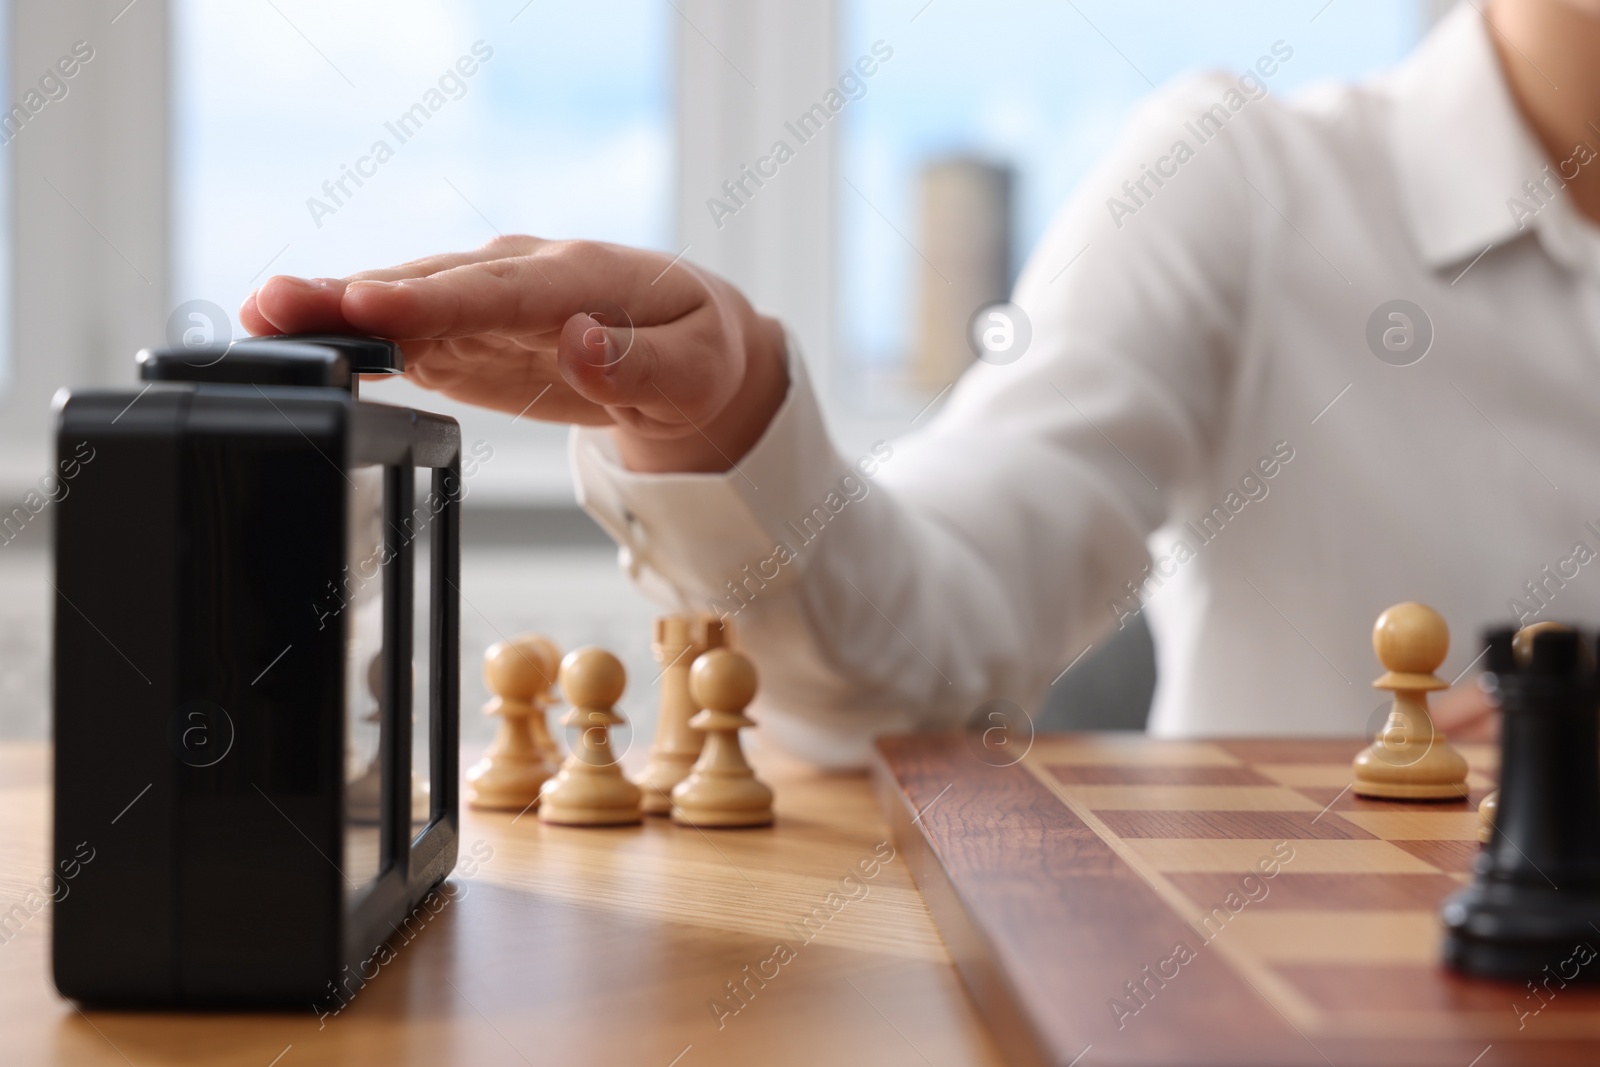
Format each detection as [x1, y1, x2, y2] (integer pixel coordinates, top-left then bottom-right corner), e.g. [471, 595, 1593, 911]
[623, 507, 646, 544]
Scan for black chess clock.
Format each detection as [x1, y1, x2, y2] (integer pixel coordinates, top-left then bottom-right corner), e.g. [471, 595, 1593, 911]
[51, 335, 461, 1006]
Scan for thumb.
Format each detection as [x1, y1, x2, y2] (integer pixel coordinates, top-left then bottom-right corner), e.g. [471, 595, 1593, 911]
[557, 306, 744, 433]
[556, 311, 667, 412]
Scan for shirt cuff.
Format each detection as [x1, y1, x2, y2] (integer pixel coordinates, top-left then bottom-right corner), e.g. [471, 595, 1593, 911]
[569, 332, 856, 610]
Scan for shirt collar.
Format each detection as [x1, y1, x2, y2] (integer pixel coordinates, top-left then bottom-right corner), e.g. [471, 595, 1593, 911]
[1386, 3, 1557, 271]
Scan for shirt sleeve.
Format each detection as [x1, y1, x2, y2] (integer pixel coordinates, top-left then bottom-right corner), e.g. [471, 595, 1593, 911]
[571, 74, 1256, 767]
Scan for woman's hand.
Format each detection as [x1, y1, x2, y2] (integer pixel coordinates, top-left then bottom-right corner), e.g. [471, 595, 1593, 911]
[241, 236, 789, 474]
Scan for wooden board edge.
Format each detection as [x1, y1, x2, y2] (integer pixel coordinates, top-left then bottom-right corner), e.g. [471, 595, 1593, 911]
[869, 742, 1058, 1067]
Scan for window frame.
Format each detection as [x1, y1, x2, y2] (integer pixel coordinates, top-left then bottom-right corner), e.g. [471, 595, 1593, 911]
[673, 0, 839, 403]
[1, 1, 169, 495]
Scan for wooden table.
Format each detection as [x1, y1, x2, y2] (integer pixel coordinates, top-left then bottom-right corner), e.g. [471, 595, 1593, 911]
[0, 742, 1001, 1067]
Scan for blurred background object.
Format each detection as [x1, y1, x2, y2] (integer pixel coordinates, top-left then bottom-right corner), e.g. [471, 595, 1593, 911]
[910, 157, 1012, 392]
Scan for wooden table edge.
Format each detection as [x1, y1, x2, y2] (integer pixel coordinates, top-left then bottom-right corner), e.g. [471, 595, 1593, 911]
[869, 740, 1058, 1067]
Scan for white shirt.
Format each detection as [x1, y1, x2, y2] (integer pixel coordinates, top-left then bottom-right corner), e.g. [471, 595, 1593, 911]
[571, 5, 1600, 767]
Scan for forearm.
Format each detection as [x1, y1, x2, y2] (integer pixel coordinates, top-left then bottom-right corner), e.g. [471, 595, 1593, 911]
[574, 344, 1153, 766]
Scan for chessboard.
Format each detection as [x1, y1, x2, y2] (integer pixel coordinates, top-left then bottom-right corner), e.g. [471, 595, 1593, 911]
[873, 733, 1600, 1067]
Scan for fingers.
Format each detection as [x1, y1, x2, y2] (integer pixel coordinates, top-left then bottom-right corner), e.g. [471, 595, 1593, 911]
[239, 290, 273, 335]
[243, 237, 547, 337]
[340, 257, 548, 339]
[246, 240, 708, 351]
[555, 307, 739, 432]
[348, 241, 705, 340]
[555, 312, 668, 423]
[251, 276, 352, 334]
[343, 238, 543, 284]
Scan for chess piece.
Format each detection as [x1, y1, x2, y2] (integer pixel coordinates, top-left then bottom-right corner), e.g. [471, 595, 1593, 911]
[1442, 625, 1600, 979]
[347, 654, 433, 823]
[1351, 603, 1470, 800]
[466, 636, 561, 811]
[1514, 620, 1579, 664]
[346, 654, 385, 824]
[1471, 623, 1575, 843]
[538, 648, 642, 826]
[671, 649, 773, 828]
[637, 615, 727, 814]
[522, 633, 564, 766]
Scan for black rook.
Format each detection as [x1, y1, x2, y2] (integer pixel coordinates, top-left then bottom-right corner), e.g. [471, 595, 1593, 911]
[1441, 626, 1600, 981]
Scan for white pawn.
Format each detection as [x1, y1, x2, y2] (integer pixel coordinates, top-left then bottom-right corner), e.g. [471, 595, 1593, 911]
[466, 635, 561, 811]
[347, 654, 429, 824]
[539, 648, 642, 827]
[346, 654, 385, 824]
[1351, 602, 1469, 800]
[520, 633, 565, 767]
[671, 649, 772, 828]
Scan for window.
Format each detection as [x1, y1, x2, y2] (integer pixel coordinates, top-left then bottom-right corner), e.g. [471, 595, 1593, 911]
[172, 0, 672, 499]
[837, 0, 1429, 408]
[0, 7, 13, 394]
